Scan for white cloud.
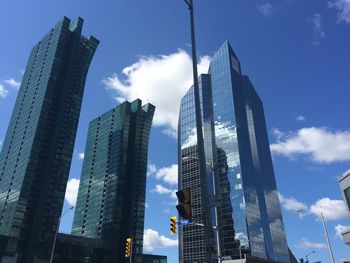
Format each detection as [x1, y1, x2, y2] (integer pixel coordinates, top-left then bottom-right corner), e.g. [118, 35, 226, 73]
[270, 127, 350, 163]
[78, 153, 85, 160]
[0, 84, 9, 98]
[147, 163, 157, 176]
[257, 2, 274, 16]
[143, 228, 178, 252]
[65, 178, 80, 206]
[308, 14, 326, 45]
[103, 50, 210, 136]
[151, 184, 173, 195]
[155, 164, 178, 185]
[272, 128, 284, 140]
[148, 163, 178, 185]
[4, 78, 21, 89]
[297, 238, 327, 249]
[309, 198, 348, 220]
[329, 0, 350, 24]
[279, 193, 308, 214]
[151, 184, 177, 200]
[279, 194, 348, 221]
[335, 224, 350, 238]
[296, 115, 306, 122]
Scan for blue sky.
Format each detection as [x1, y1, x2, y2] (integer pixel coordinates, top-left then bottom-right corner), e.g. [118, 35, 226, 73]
[1, 0, 350, 262]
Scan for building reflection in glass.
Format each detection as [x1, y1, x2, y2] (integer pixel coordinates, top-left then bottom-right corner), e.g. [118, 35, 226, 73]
[178, 41, 290, 263]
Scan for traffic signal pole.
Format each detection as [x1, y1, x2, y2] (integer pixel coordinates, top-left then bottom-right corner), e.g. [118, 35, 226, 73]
[129, 239, 133, 263]
[182, 1, 216, 262]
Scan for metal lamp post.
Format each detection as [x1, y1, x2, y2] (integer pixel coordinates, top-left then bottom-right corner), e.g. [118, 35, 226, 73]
[296, 210, 335, 263]
[320, 212, 335, 263]
[181, 156, 222, 262]
[49, 206, 74, 263]
[181, 1, 216, 263]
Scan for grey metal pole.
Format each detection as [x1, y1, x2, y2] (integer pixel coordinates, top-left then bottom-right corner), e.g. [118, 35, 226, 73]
[320, 212, 335, 263]
[183, 1, 213, 262]
[211, 163, 221, 263]
[130, 238, 133, 263]
[49, 206, 74, 263]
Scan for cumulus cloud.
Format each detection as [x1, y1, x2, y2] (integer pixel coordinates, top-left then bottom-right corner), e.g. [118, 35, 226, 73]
[270, 127, 350, 163]
[151, 184, 177, 200]
[329, 0, 350, 24]
[279, 194, 348, 221]
[147, 163, 178, 185]
[309, 198, 348, 220]
[151, 184, 173, 195]
[279, 193, 308, 214]
[143, 228, 178, 252]
[297, 238, 327, 249]
[4, 78, 21, 89]
[257, 2, 274, 16]
[103, 50, 210, 137]
[335, 224, 350, 238]
[65, 178, 80, 206]
[147, 163, 157, 176]
[0, 84, 9, 98]
[78, 153, 85, 160]
[155, 164, 178, 185]
[308, 14, 326, 45]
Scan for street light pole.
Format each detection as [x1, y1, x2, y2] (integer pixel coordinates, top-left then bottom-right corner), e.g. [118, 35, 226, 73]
[182, 1, 214, 263]
[297, 210, 335, 263]
[320, 212, 335, 263]
[49, 206, 74, 263]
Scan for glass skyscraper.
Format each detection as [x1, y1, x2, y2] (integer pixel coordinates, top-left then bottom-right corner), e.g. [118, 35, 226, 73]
[0, 17, 98, 263]
[178, 41, 290, 263]
[71, 99, 155, 263]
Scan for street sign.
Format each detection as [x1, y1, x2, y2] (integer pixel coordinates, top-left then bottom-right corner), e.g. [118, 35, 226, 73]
[177, 219, 192, 226]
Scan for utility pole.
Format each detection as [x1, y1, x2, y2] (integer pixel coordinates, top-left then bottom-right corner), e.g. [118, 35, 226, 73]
[130, 238, 133, 263]
[182, 1, 216, 262]
[320, 212, 335, 263]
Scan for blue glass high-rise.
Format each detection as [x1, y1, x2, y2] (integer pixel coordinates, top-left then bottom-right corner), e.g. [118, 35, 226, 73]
[179, 41, 290, 262]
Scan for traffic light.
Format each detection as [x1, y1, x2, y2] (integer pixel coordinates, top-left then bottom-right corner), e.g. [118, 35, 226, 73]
[170, 216, 177, 234]
[176, 189, 192, 219]
[125, 237, 132, 258]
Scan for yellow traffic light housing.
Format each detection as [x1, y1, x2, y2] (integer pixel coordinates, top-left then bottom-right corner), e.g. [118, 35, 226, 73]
[125, 237, 132, 258]
[170, 216, 177, 235]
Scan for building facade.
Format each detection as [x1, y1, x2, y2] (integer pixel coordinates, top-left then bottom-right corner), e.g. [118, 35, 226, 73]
[0, 17, 98, 263]
[178, 41, 290, 263]
[71, 99, 155, 263]
[338, 169, 350, 245]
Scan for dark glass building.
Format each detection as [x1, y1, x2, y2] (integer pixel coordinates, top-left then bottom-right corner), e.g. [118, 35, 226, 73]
[71, 99, 155, 263]
[0, 17, 98, 263]
[178, 41, 290, 262]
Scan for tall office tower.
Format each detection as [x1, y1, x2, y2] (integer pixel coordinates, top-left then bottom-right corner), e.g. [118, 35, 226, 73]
[0, 17, 98, 263]
[71, 99, 155, 263]
[178, 41, 290, 263]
